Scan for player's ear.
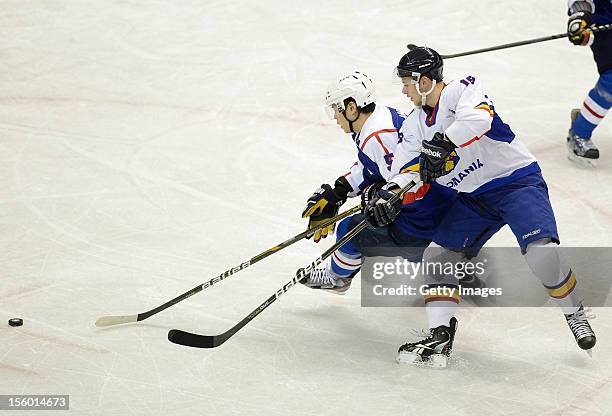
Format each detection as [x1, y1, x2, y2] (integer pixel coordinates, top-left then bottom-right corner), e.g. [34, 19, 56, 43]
[420, 75, 432, 90]
[346, 100, 358, 115]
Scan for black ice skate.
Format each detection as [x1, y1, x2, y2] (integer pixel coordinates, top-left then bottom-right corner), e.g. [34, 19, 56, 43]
[567, 108, 599, 167]
[565, 304, 596, 354]
[397, 317, 458, 368]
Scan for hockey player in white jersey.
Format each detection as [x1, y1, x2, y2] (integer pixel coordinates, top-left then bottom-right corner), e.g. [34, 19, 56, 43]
[300, 71, 455, 293]
[386, 46, 596, 367]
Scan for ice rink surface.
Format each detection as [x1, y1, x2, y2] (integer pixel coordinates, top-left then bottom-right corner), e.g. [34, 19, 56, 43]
[1, 0, 612, 415]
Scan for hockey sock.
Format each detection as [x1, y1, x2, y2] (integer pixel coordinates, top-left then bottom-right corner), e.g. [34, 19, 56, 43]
[422, 244, 461, 328]
[524, 240, 581, 314]
[572, 70, 612, 139]
[329, 249, 362, 278]
[330, 217, 362, 278]
[426, 298, 459, 328]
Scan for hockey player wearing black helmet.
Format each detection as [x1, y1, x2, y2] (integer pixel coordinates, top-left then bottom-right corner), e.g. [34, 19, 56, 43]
[395, 45, 455, 183]
[392, 45, 596, 368]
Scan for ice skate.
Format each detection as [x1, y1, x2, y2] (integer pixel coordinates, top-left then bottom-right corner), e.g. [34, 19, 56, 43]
[397, 317, 458, 368]
[567, 108, 599, 167]
[565, 304, 596, 353]
[298, 266, 353, 294]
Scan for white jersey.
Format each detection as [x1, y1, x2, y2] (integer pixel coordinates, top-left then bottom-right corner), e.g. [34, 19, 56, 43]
[395, 75, 539, 195]
[339, 104, 456, 240]
[342, 105, 406, 195]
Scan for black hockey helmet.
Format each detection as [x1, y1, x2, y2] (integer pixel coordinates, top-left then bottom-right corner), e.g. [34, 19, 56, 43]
[395, 45, 443, 82]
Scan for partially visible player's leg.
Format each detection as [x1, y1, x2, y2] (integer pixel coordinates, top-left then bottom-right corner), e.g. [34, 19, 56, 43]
[501, 172, 596, 351]
[301, 214, 430, 294]
[300, 214, 365, 293]
[396, 243, 462, 368]
[524, 240, 577, 313]
[421, 243, 463, 329]
[570, 71, 612, 141]
[397, 195, 503, 367]
[568, 71, 612, 164]
[524, 239, 596, 350]
[567, 29, 612, 166]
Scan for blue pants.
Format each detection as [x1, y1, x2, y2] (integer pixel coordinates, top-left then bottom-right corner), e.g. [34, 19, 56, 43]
[432, 172, 559, 256]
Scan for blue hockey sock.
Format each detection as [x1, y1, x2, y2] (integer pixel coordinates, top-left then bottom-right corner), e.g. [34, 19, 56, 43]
[572, 70, 612, 139]
[331, 217, 362, 277]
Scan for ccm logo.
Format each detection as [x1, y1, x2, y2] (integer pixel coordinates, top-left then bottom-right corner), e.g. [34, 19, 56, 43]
[522, 229, 541, 240]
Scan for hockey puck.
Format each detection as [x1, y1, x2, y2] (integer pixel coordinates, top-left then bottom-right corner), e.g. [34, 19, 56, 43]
[8, 318, 23, 327]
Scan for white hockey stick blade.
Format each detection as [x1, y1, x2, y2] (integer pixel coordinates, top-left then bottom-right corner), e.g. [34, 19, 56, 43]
[95, 315, 138, 327]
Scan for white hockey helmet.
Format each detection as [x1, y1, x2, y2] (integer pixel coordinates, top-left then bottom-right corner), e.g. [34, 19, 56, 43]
[324, 71, 376, 119]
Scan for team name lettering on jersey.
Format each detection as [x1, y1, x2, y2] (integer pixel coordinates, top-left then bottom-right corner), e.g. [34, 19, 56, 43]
[446, 159, 484, 188]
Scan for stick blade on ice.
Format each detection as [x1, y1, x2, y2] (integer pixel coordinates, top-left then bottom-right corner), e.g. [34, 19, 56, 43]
[95, 315, 138, 327]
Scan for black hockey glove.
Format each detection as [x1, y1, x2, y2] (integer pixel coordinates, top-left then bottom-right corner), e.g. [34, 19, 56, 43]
[567, 1, 594, 46]
[419, 132, 457, 184]
[364, 184, 402, 228]
[302, 176, 351, 242]
[360, 182, 385, 209]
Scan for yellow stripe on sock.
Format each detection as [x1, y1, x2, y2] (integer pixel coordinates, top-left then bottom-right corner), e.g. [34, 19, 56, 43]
[424, 287, 460, 304]
[545, 270, 577, 299]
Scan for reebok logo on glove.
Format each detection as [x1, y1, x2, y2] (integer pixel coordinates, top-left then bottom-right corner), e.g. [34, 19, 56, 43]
[420, 147, 442, 158]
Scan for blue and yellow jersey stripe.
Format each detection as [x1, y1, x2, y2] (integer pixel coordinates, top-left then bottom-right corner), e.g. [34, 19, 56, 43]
[474, 101, 494, 118]
[399, 156, 420, 174]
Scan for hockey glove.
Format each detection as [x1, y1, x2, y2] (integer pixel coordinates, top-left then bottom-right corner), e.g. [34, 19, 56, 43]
[568, 2, 594, 46]
[419, 132, 457, 183]
[360, 182, 385, 209]
[302, 176, 351, 242]
[364, 183, 402, 228]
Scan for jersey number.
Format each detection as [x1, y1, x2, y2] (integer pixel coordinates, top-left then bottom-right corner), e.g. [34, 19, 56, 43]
[460, 76, 476, 86]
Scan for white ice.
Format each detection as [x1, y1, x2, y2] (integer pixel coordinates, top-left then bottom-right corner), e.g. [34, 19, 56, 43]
[1, 1, 611, 415]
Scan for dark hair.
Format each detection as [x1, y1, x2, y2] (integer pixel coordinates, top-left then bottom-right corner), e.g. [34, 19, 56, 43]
[343, 98, 376, 114]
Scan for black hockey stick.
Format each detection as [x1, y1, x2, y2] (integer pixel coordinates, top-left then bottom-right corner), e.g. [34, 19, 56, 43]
[435, 23, 612, 59]
[168, 178, 421, 348]
[95, 205, 361, 327]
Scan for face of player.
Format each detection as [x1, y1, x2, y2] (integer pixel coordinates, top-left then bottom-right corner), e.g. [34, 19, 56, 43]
[401, 79, 419, 105]
[401, 76, 432, 106]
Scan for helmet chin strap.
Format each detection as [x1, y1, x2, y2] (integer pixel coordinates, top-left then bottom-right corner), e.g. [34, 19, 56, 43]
[343, 108, 361, 134]
[416, 79, 437, 107]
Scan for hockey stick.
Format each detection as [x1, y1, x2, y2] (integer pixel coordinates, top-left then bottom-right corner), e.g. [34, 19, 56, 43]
[436, 23, 612, 59]
[167, 178, 421, 348]
[94, 204, 362, 327]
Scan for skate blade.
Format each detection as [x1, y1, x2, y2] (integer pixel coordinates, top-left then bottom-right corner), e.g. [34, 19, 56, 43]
[586, 349, 593, 358]
[568, 153, 597, 168]
[322, 286, 350, 295]
[304, 285, 348, 295]
[396, 352, 449, 368]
